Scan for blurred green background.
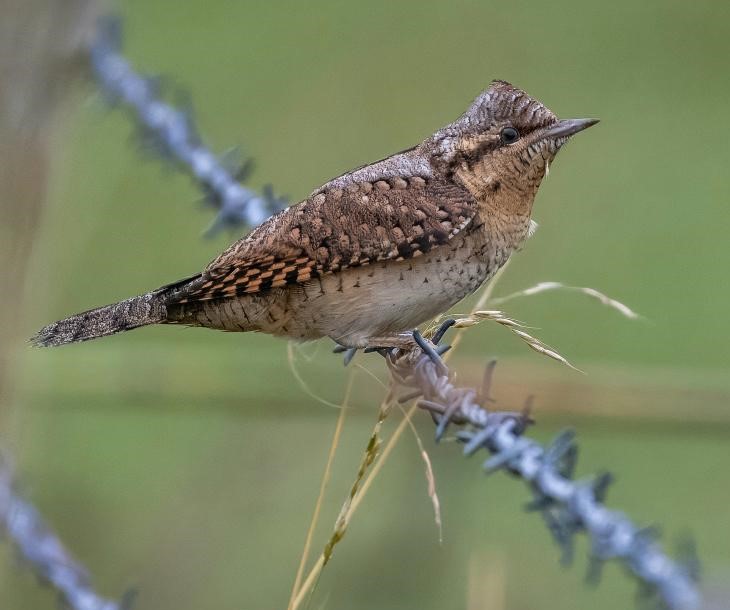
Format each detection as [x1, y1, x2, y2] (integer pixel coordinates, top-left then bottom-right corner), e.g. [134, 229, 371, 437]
[2, 0, 729, 609]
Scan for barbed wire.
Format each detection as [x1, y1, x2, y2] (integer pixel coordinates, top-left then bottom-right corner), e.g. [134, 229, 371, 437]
[0, 455, 123, 610]
[89, 16, 287, 235]
[382, 324, 701, 610]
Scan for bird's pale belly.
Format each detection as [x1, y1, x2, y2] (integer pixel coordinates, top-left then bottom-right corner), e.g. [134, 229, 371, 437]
[289, 250, 498, 347]
[192, 232, 510, 348]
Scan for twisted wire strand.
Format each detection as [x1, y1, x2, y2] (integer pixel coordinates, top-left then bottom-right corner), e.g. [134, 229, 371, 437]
[386, 330, 700, 610]
[0, 457, 122, 610]
[89, 17, 286, 234]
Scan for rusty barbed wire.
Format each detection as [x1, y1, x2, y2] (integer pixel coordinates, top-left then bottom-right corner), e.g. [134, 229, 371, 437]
[0, 455, 123, 610]
[382, 325, 701, 610]
[89, 17, 287, 235]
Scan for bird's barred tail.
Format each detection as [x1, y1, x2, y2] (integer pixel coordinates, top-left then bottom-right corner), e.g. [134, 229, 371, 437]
[31, 292, 167, 347]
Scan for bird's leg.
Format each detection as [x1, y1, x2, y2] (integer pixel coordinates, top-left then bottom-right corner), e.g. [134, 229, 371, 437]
[333, 327, 451, 365]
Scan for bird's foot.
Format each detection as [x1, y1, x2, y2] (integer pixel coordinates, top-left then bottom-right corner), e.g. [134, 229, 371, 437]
[333, 322, 457, 366]
[332, 343, 359, 366]
[429, 319, 456, 346]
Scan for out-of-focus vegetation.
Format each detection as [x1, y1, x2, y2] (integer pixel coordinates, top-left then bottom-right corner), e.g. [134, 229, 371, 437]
[2, 1, 729, 609]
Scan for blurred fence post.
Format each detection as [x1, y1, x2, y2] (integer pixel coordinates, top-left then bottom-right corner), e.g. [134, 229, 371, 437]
[0, 0, 99, 420]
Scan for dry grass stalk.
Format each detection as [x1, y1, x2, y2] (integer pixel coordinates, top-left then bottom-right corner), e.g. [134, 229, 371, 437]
[489, 281, 640, 319]
[287, 343, 349, 409]
[400, 405, 443, 543]
[286, 374, 353, 610]
[453, 310, 580, 371]
[289, 384, 395, 610]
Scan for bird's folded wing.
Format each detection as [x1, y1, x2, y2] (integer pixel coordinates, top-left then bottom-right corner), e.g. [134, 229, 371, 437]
[171, 176, 478, 303]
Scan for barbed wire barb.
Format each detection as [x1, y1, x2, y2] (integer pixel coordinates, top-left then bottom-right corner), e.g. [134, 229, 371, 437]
[89, 16, 287, 234]
[0, 454, 123, 610]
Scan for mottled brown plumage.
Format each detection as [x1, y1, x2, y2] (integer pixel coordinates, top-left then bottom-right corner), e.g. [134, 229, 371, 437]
[33, 80, 598, 349]
[176, 177, 475, 301]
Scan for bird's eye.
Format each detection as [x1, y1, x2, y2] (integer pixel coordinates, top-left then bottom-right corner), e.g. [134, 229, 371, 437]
[500, 126, 520, 144]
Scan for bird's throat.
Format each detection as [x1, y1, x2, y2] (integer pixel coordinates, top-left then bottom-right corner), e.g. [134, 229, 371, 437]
[455, 164, 536, 225]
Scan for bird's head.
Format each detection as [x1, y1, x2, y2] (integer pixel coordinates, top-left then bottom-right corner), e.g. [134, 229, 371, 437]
[427, 80, 598, 211]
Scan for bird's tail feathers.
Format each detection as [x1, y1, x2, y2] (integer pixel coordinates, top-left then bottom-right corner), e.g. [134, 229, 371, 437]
[31, 291, 167, 347]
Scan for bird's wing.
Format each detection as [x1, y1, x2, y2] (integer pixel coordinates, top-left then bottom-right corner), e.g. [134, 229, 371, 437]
[171, 176, 478, 303]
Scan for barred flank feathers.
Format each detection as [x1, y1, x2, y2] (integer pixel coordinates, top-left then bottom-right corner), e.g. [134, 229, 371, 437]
[31, 292, 167, 347]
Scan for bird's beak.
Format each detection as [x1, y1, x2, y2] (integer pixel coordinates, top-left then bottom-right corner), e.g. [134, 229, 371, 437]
[543, 118, 600, 139]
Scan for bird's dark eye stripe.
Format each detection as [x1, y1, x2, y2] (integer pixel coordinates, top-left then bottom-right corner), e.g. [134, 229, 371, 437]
[500, 126, 520, 144]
